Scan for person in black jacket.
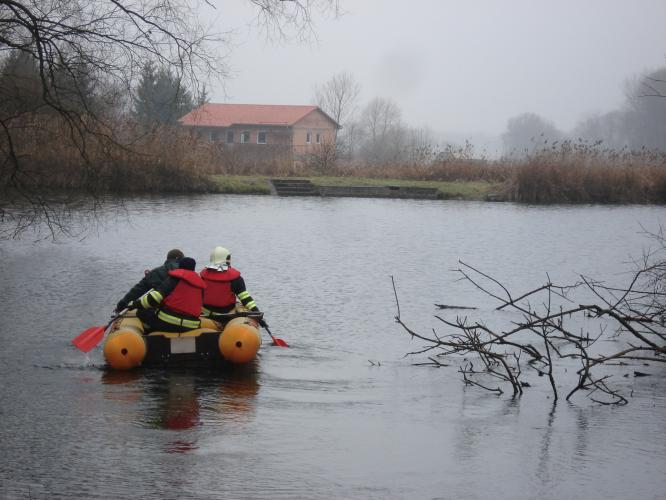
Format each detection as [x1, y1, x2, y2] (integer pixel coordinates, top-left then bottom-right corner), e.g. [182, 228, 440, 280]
[135, 257, 206, 333]
[115, 249, 184, 313]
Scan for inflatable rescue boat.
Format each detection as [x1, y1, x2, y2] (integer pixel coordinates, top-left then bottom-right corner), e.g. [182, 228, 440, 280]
[103, 311, 262, 370]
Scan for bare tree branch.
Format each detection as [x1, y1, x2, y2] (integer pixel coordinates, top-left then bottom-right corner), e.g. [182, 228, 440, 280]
[393, 231, 666, 405]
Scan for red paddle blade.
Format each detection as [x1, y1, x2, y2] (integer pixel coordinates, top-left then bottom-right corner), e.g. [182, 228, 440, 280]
[71, 325, 106, 353]
[272, 337, 289, 348]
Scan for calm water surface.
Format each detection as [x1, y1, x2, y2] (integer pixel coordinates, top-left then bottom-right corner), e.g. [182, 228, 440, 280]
[0, 196, 665, 499]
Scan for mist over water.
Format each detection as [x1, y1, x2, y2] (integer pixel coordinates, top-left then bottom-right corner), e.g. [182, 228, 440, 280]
[0, 195, 665, 499]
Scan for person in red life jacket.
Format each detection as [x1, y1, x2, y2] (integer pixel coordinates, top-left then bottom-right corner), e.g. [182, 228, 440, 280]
[200, 246, 264, 323]
[134, 257, 206, 333]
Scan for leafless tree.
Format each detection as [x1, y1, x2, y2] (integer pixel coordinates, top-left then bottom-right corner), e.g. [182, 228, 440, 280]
[625, 66, 666, 151]
[399, 126, 436, 164]
[248, 0, 340, 42]
[358, 96, 402, 164]
[314, 71, 360, 126]
[0, 0, 340, 239]
[572, 66, 666, 154]
[393, 230, 666, 405]
[305, 137, 337, 172]
[501, 112, 563, 158]
[313, 71, 360, 161]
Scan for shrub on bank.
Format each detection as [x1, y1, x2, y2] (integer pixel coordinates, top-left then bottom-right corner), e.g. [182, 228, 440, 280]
[1, 117, 217, 194]
[508, 146, 666, 204]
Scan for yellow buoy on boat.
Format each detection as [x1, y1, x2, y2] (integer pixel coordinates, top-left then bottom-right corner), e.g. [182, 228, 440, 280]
[219, 316, 262, 364]
[103, 316, 147, 370]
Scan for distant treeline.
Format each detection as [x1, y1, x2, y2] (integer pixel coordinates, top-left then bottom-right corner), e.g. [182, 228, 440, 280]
[501, 66, 666, 156]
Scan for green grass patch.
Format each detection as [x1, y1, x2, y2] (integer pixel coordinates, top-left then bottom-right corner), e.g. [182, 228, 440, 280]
[209, 175, 272, 194]
[207, 174, 500, 200]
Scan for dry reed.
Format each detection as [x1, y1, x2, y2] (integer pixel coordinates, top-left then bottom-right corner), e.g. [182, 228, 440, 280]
[4, 122, 666, 204]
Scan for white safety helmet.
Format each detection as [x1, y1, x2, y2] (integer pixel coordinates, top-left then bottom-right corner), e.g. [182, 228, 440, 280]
[209, 246, 231, 267]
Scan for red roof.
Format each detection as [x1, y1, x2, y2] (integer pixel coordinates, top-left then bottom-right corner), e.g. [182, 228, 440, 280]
[179, 103, 338, 128]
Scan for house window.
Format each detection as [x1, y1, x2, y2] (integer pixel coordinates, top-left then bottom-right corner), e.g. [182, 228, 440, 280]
[209, 130, 218, 142]
[306, 131, 311, 144]
[316, 132, 321, 144]
[226, 130, 234, 144]
[240, 131, 250, 143]
[257, 131, 267, 144]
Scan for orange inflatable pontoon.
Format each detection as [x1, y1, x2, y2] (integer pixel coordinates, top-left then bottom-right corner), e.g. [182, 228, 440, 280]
[103, 310, 262, 370]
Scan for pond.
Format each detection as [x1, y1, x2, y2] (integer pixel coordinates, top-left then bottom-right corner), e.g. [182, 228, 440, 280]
[0, 195, 664, 499]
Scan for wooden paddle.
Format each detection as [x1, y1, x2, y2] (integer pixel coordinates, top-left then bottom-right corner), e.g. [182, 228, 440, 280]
[72, 308, 128, 353]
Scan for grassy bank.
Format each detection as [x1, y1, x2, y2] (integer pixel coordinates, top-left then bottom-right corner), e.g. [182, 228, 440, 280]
[209, 145, 666, 204]
[208, 175, 500, 200]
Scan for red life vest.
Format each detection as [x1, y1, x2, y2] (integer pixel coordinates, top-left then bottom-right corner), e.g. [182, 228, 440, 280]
[200, 266, 241, 308]
[162, 269, 206, 318]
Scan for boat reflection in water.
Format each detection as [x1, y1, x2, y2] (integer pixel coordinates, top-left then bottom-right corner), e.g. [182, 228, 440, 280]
[102, 366, 260, 453]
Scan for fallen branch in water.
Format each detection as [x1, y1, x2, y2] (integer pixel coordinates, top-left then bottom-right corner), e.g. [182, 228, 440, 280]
[391, 230, 666, 405]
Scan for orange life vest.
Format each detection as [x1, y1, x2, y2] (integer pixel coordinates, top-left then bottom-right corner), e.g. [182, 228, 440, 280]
[200, 266, 241, 308]
[162, 269, 206, 318]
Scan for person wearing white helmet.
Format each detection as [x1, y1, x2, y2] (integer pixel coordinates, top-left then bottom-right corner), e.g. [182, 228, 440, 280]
[200, 246, 262, 320]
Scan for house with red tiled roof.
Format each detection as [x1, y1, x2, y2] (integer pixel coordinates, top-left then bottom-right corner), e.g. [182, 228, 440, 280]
[179, 103, 340, 161]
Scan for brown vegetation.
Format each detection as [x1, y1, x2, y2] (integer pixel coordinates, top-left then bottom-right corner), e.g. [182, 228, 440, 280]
[297, 141, 666, 204]
[6, 122, 666, 205]
[1, 118, 216, 194]
[507, 143, 666, 204]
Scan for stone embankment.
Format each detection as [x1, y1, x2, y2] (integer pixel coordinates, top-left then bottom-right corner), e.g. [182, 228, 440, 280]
[270, 179, 439, 200]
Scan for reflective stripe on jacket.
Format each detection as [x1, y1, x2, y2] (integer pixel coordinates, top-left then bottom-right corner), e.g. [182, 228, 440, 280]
[156, 310, 201, 329]
[161, 269, 206, 318]
[201, 267, 241, 309]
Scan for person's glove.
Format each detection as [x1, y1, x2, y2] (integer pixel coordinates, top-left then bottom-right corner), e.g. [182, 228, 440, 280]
[259, 318, 269, 329]
[115, 301, 138, 313]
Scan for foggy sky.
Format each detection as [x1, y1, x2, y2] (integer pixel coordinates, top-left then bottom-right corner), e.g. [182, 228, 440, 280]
[207, 0, 666, 143]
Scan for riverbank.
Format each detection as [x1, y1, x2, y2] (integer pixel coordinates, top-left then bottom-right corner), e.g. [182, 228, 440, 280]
[209, 175, 501, 200]
[5, 122, 665, 204]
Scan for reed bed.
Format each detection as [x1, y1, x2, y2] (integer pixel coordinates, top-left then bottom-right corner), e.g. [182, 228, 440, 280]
[4, 122, 666, 204]
[506, 147, 666, 203]
[2, 119, 216, 194]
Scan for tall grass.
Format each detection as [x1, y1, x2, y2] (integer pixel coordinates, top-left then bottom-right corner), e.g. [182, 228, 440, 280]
[302, 142, 666, 204]
[1, 117, 217, 194]
[5, 120, 666, 204]
[507, 144, 666, 203]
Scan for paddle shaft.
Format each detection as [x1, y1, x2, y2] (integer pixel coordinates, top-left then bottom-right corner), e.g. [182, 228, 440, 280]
[260, 321, 289, 347]
[104, 308, 128, 330]
[264, 324, 277, 342]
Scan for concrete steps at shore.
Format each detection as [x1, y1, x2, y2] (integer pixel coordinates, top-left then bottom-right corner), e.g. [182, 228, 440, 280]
[270, 179, 320, 196]
[269, 179, 440, 200]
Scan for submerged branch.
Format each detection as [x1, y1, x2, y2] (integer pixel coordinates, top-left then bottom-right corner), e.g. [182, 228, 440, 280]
[394, 239, 666, 406]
